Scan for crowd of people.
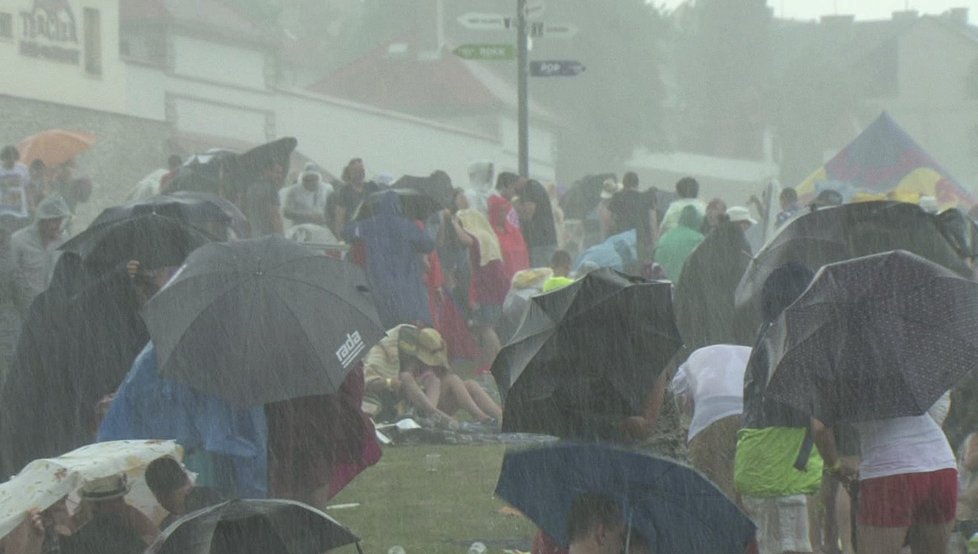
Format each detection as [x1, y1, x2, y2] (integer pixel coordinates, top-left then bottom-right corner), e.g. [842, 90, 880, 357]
[2, 134, 978, 554]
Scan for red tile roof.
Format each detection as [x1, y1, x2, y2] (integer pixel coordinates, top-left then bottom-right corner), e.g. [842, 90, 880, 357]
[309, 34, 511, 115]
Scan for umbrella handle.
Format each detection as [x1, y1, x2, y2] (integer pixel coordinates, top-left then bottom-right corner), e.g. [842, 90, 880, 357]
[356, 542, 365, 554]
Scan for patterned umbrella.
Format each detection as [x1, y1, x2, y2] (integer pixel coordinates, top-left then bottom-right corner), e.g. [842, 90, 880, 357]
[764, 250, 978, 423]
[0, 440, 183, 540]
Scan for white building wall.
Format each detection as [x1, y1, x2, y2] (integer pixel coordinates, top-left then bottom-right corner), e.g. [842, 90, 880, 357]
[170, 34, 267, 91]
[124, 62, 557, 186]
[0, 0, 126, 114]
[272, 89, 553, 185]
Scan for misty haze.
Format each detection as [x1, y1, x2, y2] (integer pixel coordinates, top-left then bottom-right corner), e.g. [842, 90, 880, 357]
[0, 1, 977, 553]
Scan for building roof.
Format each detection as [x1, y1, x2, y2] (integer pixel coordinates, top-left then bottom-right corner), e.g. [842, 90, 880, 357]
[120, 0, 276, 45]
[308, 34, 556, 122]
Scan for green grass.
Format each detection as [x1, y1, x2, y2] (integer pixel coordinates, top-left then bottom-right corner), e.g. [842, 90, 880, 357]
[328, 443, 538, 554]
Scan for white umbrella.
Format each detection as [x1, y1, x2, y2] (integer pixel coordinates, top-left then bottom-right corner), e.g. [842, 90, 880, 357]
[0, 440, 183, 539]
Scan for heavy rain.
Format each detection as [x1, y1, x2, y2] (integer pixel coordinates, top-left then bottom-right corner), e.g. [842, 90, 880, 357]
[0, 0, 977, 553]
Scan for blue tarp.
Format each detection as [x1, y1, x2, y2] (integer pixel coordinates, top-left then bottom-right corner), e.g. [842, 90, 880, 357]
[343, 190, 435, 328]
[98, 343, 268, 498]
[574, 229, 637, 272]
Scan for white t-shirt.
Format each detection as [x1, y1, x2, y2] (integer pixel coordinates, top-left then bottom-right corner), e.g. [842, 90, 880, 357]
[282, 182, 331, 220]
[0, 163, 29, 217]
[854, 398, 956, 480]
[671, 345, 751, 442]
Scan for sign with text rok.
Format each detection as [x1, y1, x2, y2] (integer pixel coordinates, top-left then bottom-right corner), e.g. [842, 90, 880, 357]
[453, 44, 516, 61]
[530, 60, 586, 77]
[19, 0, 80, 65]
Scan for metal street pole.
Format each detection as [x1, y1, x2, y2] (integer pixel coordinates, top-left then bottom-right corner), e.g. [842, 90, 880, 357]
[517, 0, 529, 177]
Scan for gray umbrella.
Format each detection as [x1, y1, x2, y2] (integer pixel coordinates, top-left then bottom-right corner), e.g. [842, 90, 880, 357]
[147, 499, 361, 554]
[764, 250, 978, 424]
[142, 236, 384, 406]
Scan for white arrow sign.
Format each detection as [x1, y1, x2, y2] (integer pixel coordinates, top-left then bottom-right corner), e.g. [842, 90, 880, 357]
[528, 21, 579, 39]
[457, 12, 512, 31]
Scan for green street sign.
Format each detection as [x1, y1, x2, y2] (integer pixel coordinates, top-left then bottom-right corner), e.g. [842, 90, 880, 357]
[452, 44, 516, 61]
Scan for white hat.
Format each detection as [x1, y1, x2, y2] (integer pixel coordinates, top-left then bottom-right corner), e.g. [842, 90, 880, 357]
[726, 206, 757, 226]
[600, 179, 622, 200]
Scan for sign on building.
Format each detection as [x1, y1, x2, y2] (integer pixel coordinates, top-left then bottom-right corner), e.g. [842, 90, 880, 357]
[18, 0, 81, 65]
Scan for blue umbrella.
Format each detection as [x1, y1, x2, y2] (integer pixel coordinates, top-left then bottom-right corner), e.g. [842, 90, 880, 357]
[495, 443, 755, 554]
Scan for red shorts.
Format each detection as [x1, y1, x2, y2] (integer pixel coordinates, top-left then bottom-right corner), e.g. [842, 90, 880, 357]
[858, 468, 957, 527]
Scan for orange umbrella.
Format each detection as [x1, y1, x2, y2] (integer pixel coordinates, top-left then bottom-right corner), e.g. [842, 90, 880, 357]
[17, 129, 96, 166]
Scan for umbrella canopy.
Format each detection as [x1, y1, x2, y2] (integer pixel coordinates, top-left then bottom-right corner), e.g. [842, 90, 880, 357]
[735, 201, 971, 335]
[495, 443, 756, 553]
[0, 440, 182, 540]
[493, 269, 681, 441]
[147, 499, 359, 554]
[560, 173, 617, 220]
[165, 138, 297, 200]
[355, 188, 438, 222]
[232, 137, 298, 182]
[90, 194, 234, 229]
[168, 191, 250, 237]
[392, 173, 454, 210]
[167, 150, 238, 197]
[143, 236, 384, 406]
[764, 250, 978, 424]
[674, 222, 754, 349]
[60, 213, 216, 271]
[17, 129, 96, 166]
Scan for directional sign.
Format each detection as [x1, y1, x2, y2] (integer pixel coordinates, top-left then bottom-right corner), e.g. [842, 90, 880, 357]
[453, 44, 516, 61]
[528, 21, 579, 39]
[526, 0, 545, 19]
[457, 13, 512, 31]
[530, 60, 586, 77]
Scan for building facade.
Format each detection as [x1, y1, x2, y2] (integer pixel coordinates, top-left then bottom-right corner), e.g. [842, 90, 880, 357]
[1, 0, 557, 229]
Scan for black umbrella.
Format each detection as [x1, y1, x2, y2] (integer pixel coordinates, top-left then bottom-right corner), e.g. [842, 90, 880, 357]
[167, 190, 250, 237]
[492, 269, 682, 441]
[233, 137, 298, 181]
[143, 236, 384, 406]
[89, 194, 233, 229]
[764, 250, 978, 424]
[166, 138, 298, 200]
[559, 173, 616, 220]
[59, 213, 215, 271]
[674, 222, 754, 350]
[496, 443, 756, 554]
[393, 172, 454, 210]
[735, 201, 971, 334]
[147, 499, 361, 554]
[167, 150, 238, 196]
[355, 188, 439, 222]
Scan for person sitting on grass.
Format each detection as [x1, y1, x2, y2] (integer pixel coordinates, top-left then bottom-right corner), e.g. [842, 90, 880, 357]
[362, 324, 501, 427]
